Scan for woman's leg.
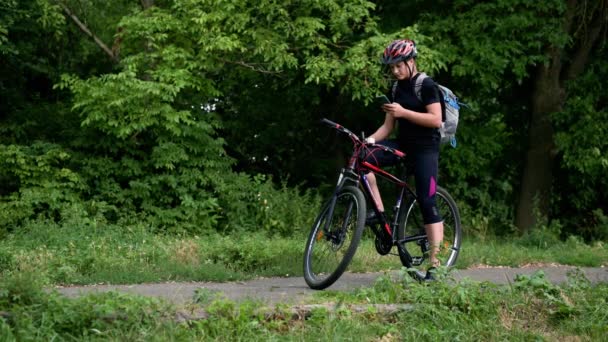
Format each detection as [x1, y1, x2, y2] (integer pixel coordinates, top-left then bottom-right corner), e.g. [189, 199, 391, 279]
[366, 173, 385, 212]
[425, 221, 444, 267]
[363, 140, 401, 215]
[412, 149, 443, 267]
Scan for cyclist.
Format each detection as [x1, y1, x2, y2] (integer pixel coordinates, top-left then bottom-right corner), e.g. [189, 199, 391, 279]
[365, 39, 443, 280]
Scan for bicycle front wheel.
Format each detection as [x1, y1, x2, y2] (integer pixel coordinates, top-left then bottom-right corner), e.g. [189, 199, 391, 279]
[303, 185, 366, 290]
[397, 186, 462, 281]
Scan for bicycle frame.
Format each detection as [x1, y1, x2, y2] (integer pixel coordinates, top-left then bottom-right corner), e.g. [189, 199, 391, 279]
[360, 167, 413, 236]
[320, 118, 427, 254]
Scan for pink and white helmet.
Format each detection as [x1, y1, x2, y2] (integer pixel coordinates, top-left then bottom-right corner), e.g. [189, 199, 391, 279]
[381, 39, 418, 64]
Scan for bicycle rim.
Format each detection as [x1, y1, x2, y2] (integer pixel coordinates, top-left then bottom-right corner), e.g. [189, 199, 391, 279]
[303, 186, 366, 290]
[397, 186, 462, 280]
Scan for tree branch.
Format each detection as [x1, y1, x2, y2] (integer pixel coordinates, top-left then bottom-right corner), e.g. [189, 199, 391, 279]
[565, 1, 607, 80]
[54, 1, 118, 62]
[220, 59, 283, 75]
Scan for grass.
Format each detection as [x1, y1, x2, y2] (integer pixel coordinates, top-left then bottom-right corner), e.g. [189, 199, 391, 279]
[457, 236, 607, 268]
[0, 220, 607, 340]
[1, 266, 606, 341]
[1, 221, 606, 286]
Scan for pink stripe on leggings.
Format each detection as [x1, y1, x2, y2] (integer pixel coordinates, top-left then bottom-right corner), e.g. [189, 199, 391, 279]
[429, 176, 436, 197]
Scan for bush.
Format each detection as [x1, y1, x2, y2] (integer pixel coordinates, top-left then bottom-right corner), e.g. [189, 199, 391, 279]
[0, 143, 85, 233]
[0, 143, 320, 237]
[213, 172, 321, 235]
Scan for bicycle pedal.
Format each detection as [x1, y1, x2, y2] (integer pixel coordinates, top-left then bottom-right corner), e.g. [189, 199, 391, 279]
[411, 257, 424, 266]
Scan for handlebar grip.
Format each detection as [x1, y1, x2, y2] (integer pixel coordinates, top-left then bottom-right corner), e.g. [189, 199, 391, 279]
[320, 118, 355, 139]
[393, 149, 406, 158]
[320, 118, 336, 127]
[369, 143, 406, 159]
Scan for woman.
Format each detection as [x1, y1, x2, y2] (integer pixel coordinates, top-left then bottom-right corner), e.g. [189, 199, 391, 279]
[365, 39, 443, 280]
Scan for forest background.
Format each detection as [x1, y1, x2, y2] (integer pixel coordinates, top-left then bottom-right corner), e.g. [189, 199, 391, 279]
[1, 0, 608, 243]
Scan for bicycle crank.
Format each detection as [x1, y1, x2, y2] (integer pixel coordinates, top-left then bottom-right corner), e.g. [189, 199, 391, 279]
[374, 235, 392, 255]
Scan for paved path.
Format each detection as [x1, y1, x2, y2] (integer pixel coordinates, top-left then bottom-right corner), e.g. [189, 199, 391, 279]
[55, 266, 607, 306]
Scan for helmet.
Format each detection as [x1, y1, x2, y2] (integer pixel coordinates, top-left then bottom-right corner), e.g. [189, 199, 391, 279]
[381, 39, 417, 64]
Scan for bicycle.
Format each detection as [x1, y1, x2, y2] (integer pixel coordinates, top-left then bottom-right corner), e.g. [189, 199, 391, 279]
[303, 118, 462, 290]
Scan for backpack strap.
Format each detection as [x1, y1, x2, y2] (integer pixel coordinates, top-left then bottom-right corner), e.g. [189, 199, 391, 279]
[391, 72, 427, 102]
[415, 73, 447, 123]
[412, 72, 427, 102]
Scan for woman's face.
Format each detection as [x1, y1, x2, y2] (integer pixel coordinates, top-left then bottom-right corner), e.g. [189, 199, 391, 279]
[390, 60, 413, 80]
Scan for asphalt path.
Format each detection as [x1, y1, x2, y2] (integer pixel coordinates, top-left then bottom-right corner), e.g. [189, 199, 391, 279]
[55, 266, 607, 306]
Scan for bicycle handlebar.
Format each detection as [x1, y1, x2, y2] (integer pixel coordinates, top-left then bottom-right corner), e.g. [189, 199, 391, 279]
[320, 118, 359, 141]
[320, 118, 406, 159]
[372, 143, 406, 158]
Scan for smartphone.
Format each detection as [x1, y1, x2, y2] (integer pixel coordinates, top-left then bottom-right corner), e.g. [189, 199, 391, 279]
[374, 95, 391, 106]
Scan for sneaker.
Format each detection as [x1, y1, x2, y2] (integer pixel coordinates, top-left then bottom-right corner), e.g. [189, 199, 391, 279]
[424, 267, 437, 282]
[365, 210, 382, 225]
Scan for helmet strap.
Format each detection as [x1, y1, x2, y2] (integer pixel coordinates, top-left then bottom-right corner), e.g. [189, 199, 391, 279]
[406, 62, 415, 80]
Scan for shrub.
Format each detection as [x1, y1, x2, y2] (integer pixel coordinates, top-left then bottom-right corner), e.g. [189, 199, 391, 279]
[213, 172, 321, 236]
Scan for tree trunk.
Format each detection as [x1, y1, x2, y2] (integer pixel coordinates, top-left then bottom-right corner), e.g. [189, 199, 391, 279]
[141, 0, 154, 9]
[515, 61, 563, 232]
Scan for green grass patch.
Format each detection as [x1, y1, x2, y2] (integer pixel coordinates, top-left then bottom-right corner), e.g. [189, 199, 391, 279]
[1, 220, 606, 286]
[458, 236, 608, 268]
[1, 268, 606, 340]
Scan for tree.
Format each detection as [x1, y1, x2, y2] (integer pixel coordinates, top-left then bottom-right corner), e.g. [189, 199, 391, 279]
[396, 0, 607, 233]
[3, 0, 409, 232]
[3, 0, 607, 239]
[516, 0, 608, 231]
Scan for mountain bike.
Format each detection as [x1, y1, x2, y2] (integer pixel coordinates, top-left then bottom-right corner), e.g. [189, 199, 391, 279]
[303, 118, 462, 290]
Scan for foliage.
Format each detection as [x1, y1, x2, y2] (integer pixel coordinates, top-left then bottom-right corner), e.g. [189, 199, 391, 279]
[1, 268, 607, 340]
[320, 269, 608, 340]
[406, 0, 568, 234]
[421, 0, 567, 88]
[0, 0, 607, 239]
[212, 173, 321, 234]
[0, 143, 87, 234]
[0, 221, 312, 285]
[0, 272, 175, 341]
[2, 0, 330, 234]
[552, 46, 608, 239]
[1, 221, 606, 286]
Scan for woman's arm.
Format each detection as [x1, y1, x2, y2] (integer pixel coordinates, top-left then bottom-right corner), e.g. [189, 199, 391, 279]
[368, 113, 395, 141]
[383, 102, 442, 128]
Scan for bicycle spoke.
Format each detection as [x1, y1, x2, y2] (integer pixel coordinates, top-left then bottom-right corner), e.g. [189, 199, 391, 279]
[396, 186, 462, 281]
[303, 186, 366, 290]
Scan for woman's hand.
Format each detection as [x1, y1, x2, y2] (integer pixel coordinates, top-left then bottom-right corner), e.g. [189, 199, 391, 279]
[382, 103, 407, 119]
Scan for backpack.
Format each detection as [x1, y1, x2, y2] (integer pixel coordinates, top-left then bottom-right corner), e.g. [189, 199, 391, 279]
[392, 73, 461, 147]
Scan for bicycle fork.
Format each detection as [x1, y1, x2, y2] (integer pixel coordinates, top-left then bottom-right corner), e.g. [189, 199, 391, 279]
[391, 186, 416, 263]
[323, 169, 358, 242]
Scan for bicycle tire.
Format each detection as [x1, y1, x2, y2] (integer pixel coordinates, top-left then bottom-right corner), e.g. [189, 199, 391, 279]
[303, 185, 366, 290]
[396, 186, 462, 281]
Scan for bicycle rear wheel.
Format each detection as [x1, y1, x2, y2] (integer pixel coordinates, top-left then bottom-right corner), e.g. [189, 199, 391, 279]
[303, 185, 366, 290]
[396, 186, 461, 281]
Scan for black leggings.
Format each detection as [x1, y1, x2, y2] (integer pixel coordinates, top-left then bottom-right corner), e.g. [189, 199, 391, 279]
[364, 139, 442, 224]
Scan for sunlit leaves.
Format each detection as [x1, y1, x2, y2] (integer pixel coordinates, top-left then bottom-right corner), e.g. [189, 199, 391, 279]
[423, 0, 567, 89]
[35, 0, 65, 36]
